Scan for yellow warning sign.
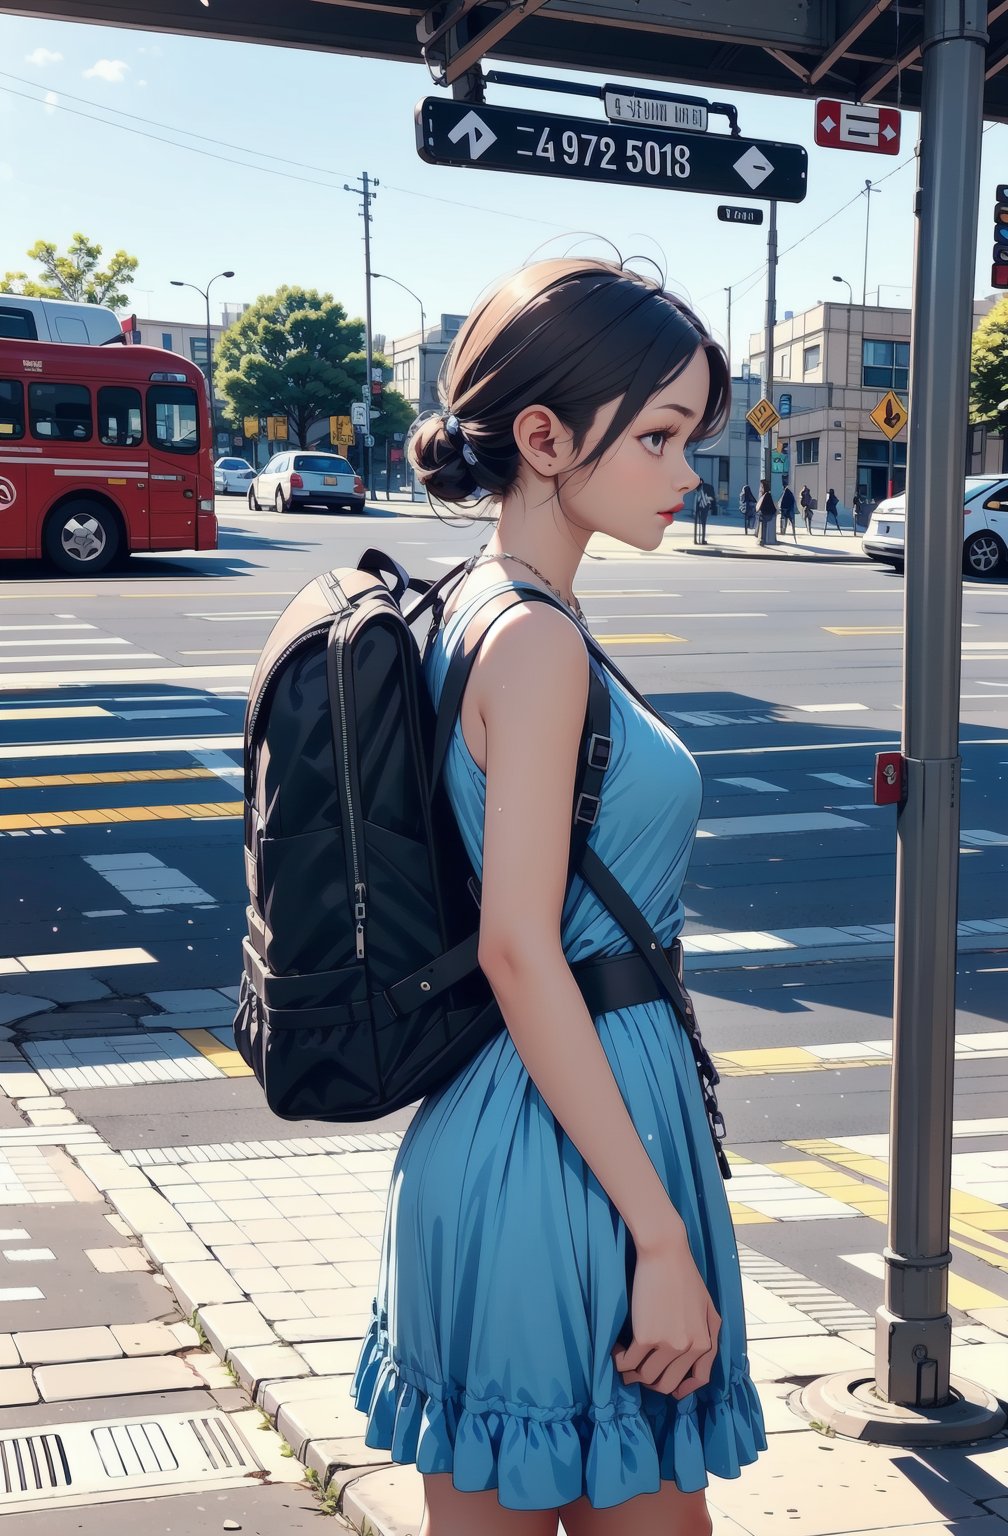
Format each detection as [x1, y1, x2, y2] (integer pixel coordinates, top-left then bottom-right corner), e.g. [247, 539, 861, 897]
[870, 390, 908, 441]
[746, 397, 781, 435]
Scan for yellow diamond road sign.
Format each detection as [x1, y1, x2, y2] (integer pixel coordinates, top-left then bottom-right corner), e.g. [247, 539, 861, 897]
[746, 397, 781, 435]
[870, 390, 908, 441]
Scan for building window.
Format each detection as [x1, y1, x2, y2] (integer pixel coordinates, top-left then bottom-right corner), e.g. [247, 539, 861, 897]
[29, 382, 92, 441]
[802, 344, 821, 374]
[795, 436, 819, 465]
[161, 331, 173, 350]
[776, 349, 790, 376]
[857, 438, 907, 502]
[189, 336, 209, 365]
[862, 339, 909, 391]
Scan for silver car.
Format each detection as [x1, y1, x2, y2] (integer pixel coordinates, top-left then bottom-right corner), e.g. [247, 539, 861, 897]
[214, 456, 256, 495]
[248, 451, 365, 514]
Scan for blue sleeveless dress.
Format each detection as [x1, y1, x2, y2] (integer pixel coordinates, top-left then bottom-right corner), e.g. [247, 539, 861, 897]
[351, 579, 767, 1511]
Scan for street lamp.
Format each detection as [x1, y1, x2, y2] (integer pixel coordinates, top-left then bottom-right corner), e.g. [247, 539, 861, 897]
[832, 275, 853, 305]
[372, 271, 426, 344]
[860, 179, 881, 307]
[170, 269, 235, 446]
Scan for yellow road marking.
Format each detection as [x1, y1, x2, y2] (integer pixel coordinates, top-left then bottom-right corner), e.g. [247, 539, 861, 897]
[716, 1046, 821, 1070]
[0, 768, 220, 791]
[0, 707, 112, 721]
[597, 633, 687, 645]
[712, 1049, 888, 1076]
[0, 801, 240, 831]
[179, 1028, 252, 1078]
[823, 625, 903, 636]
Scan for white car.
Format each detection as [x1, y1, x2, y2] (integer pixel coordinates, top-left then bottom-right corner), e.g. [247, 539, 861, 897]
[214, 456, 256, 495]
[248, 451, 365, 514]
[862, 475, 1008, 578]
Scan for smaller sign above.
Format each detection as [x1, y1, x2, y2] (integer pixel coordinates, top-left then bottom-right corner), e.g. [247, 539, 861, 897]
[351, 401, 368, 428]
[815, 98, 901, 155]
[717, 204, 764, 225]
[870, 390, 908, 440]
[604, 90, 707, 132]
[771, 451, 787, 474]
[746, 397, 781, 435]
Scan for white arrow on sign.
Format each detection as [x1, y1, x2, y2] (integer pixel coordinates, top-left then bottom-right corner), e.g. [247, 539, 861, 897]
[448, 110, 498, 161]
[734, 145, 774, 191]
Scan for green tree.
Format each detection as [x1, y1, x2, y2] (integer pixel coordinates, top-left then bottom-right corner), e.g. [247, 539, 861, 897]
[0, 233, 138, 308]
[216, 286, 371, 447]
[969, 296, 1008, 423]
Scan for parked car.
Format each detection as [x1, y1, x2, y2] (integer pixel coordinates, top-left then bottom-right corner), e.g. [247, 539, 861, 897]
[248, 451, 365, 514]
[214, 456, 256, 495]
[862, 475, 1008, 577]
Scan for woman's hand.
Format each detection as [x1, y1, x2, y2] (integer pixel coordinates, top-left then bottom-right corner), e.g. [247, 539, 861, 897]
[612, 1238, 721, 1399]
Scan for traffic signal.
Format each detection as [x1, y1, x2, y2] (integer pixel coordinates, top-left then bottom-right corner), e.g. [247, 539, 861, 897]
[370, 377, 384, 410]
[994, 184, 1008, 288]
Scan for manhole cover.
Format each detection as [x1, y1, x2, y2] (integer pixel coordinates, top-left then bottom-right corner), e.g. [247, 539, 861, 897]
[0, 1409, 297, 1512]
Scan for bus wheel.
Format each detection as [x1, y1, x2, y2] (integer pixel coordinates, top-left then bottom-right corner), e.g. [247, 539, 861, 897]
[45, 499, 121, 575]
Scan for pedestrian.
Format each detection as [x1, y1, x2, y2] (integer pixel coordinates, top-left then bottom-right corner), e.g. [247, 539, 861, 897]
[824, 486, 843, 534]
[351, 257, 767, 1529]
[779, 481, 798, 542]
[693, 479, 713, 544]
[851, 491, 862, 533]
[756, 476, 776, 545]
[740, 481, 756, 534]
[800, 483, 814, 535]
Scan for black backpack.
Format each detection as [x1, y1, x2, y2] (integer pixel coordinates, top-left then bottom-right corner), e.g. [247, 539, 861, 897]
[232, 548, 731, 1179]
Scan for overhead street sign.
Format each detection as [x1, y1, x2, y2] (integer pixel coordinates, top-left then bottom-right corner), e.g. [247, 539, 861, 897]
[416, 98, 808, 202]
[746, 397, 781, 435]
[603, 90, 707, 134]
[814, 99, 901, 155]
[870, 390, 908, 440]
[717, 204, 763, 224]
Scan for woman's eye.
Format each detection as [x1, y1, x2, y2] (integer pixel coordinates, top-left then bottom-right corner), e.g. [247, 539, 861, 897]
[641, 430, 670, 455]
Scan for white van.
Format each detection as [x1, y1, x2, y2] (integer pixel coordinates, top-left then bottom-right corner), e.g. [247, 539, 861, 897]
[0, 295, 123, 346]
[863, 475, 1008, 577]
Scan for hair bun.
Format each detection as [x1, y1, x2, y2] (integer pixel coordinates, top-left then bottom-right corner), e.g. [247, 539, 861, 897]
[408, 413, 480, 504]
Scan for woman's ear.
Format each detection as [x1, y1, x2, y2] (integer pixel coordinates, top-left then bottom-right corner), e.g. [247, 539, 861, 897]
[512, 404, 577, 477]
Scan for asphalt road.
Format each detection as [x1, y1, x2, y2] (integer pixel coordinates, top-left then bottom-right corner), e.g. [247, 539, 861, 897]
[1, 493, 1007, 1322]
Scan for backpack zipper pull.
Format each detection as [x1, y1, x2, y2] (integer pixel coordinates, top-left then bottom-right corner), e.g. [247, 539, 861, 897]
[354, 882, 367, 960]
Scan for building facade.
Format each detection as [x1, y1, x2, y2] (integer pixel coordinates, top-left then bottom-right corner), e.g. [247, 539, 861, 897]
[389, 313, 467, 416]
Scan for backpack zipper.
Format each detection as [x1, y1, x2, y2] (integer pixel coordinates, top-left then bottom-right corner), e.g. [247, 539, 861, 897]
[333, 629, 367, 960]
[247, 623, 330, 742]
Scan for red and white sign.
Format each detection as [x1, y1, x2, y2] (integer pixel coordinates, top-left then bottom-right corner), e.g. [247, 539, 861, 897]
[814, 99, 901, 155]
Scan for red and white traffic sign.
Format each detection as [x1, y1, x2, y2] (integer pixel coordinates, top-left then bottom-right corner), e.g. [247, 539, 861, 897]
[814, 98, 901, 155]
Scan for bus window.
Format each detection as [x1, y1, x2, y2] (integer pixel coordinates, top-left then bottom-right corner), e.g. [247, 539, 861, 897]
[98, 385, 143, 447]
[0, 380, 25, 438]
[29, 381, 93, 441]
[147, 384, 199, 454]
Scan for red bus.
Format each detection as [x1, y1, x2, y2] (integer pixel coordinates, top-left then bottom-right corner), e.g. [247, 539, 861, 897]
[0, 339, 217, 575]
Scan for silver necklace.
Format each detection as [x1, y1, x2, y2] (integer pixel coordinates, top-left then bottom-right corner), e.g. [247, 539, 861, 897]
[466, 546, 586, 625]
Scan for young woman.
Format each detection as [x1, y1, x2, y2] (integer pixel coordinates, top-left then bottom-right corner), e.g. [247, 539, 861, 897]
[351, 258, 767, 1536]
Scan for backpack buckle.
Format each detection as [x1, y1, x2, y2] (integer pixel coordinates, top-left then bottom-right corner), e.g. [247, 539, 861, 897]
[574, 792, 600, 827]
[467, 875, 482, 910]
[587, 733, 611, 771]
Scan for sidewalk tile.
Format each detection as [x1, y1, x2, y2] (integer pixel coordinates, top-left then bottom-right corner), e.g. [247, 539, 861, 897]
[296, 1339, 368, 1375]
[950, 1341, 1008, 1399]
[169, 1321, 202, 1348]
[203, 1242, 274, 1269]
[231, 1265, 289, 1294]
[181, 1350, 233, 1390]
[313, 1236, 381, 1264]
[144, 1229, 212, 1266]
[111, 1187, 189, 1235]
[271, 1195, 333, 1218]
[235, 1217, 302, 1242]
[162, 1258, 245, 1312]
[228, 1341, 311, 1396]
[708, 1429, 981, 1535]
[110, 1321, 179, 1356]
[341, 1464, 423, 1535]
[251, 1292, 313, 1322]
[258, 1372, 352, 1419]
[752, 1335, 874, 1376]
[275, 1312, 371, 1344]
[305, 1290, 358, 1316]
[198, 1300, 277, 1356]
[85, 1246, 150, 1273]
[14, 1324, 121, 1365]
[0, 1367, 38, 1406]
[35, 1353, 199, 1402]
[277, 1388, 364, 1458]
[0, 1334, 19, 1367]
[290, 1214, 355, 1240]
[278, 1264, 343, 1291]
[192, 1221, 247, 1246]
[257, 1240, 326, 1267]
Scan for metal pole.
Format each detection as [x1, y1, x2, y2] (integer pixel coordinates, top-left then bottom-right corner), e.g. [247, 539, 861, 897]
[362, 171, 375, 501]
[761, 199, 778, 543]
[882, 0, 986, 1409]
[724, 285, 732, 378]
[862, 180, 874, 307]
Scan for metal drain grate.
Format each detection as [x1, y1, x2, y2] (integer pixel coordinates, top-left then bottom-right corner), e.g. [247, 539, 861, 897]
[0, 1410, 283, 1513]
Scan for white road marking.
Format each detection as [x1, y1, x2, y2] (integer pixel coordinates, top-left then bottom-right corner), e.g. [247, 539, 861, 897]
[0, 637, 132, 648]
[812, 772, 868, 789]
[961, 829, 1008, 847]
[840, 1253, 886, 1279]
[0, 623, 95, 632]
[85, 853, 216, 909]
[0, 733, 243, 761]
[23, 1034, 222, 1090]
[180, 650, 261, 656]
[681, 917, 1008, 965]
[0, 653, 163, 669]
[0, 1288, 45, 1302]
[3, 1248, 54, 1262]
[0, 946, 155, 977]
[184, 612, 282, 621]
[191, 748, 243, 785]
[696, 811, 868, 838]
[0, 664, 253, 688]
[715, 777, 784, 793]
[115, 708, 224, 720]
[793, 702, 870, 713]
[593, 612, 767, 622]
[0, 706, 112, 721]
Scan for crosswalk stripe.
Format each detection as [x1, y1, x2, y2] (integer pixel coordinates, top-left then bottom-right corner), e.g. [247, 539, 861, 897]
[0, 735, 244, 761]
[0, 802, 240, 832]
[178, 1029, 251, 1077]
[0, 769, 221, 790]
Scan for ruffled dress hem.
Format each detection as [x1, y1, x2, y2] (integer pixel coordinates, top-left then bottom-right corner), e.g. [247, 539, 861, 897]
[350, 1310, 768, 1512]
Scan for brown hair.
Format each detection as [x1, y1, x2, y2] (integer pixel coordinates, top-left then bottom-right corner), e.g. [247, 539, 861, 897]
[409, 257, 730, 504]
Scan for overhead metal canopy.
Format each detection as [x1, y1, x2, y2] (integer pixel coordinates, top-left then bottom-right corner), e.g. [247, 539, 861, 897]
[4, 0, 1008, 122]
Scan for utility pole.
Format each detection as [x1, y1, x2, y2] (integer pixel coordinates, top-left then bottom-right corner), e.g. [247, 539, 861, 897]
[862, 179, 880, 307]
[724, 285, 732, 377]
[344, 171, 379, 497]
[761, 199, 778, 544]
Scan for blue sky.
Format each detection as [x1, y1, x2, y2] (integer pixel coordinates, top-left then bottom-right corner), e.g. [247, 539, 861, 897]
[1, 12, 1005, 367]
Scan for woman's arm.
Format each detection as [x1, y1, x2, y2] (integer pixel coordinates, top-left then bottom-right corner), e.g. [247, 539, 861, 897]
[471, 602, 691, 1259]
